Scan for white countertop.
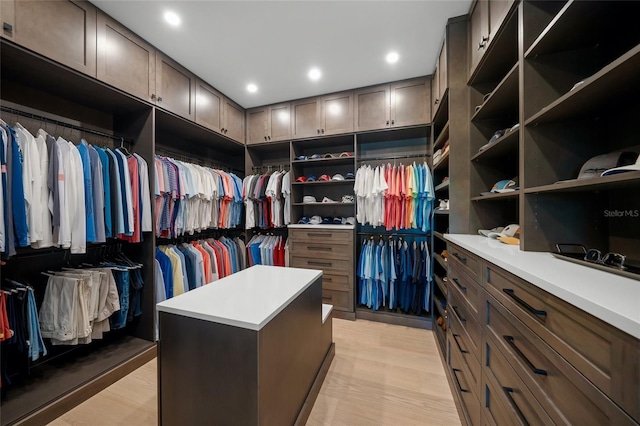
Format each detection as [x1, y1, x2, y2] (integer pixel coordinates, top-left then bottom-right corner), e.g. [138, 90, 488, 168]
[288, 224, 355, 230]
[322, 304, 333, 324]
[445, 234, 640, 339]
[156, 265, 322, 331]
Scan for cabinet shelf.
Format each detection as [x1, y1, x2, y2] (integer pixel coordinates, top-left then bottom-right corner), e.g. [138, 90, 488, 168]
[525, 44, 640, 126]
[434, 210, 450, 215]
[435, 180, 450, 192]
[432, 90, 450, 129]
[434, 275, 447, 301]
[434, 231, 446, 242]
[524, 173, 640, 194]
[291, 156, 355, 166]
[471, 191, 520, 201]
[433, 121, 450, 151]
[471, 63, 519, 122]
[293, 202, 355, 206]
[471, 128, 519, 163]
[434, 253, 447, 270]
[525, 1, 639, 59]
[292, 179, 354, 186]
[433, 151, 450, 171]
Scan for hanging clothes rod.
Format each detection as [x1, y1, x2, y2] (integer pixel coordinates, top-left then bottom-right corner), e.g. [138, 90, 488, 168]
[155, 147, 243, 174]
[251, 164, 289, 172]
[0, 105, 133, 144]
[357, 153, 431, 163]
[357, 231, 430, 237]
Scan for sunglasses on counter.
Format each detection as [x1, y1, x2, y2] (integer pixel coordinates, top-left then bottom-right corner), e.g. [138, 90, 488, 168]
[584, 249, 626, 270]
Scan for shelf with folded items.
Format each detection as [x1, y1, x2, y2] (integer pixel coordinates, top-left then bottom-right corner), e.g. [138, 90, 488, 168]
[433, 151, 450, 171]
[434, 209, 450, 215]
[471, 127, 519, 163]
[471, 190, 520, 201]
[291, 156, 355, 166]
[435, 180, 450, 192]
[524, 173, 640, 194]
[471, 63, 519, 123]
[293, 202, 355, 206]
[433, 121, 450, 151]
[292, 179, 354, 186]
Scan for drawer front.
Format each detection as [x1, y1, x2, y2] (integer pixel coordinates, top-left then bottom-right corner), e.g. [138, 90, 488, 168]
[291, 256, 351, 273]
[322, 273, 352, 292]
[322, 288, 351, 311]
[448, 262, 482, 322]
[484, 294, 636, 426]
[288, 240, 352, 260]
[447, 243, 481, 282]
[450, 307, 482, 397]
[484, 262, 640, 422]
[289, 228, 354, 244]
[449, 281, 482, 360]
[449, 335, 482, 426]
[482, 334, 554, 426]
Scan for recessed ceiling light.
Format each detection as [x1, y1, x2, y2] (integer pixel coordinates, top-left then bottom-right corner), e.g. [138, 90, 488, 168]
[164, 11, 181, 27]
[247, 83, 258, 93]
[386, 52, 399, 64]
[308, 68, 322, 81]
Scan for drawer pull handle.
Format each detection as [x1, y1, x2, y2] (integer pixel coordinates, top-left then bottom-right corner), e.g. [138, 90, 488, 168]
[452, 277, 466, 292]
[307, 233, 332, 238]
[322, 295, 333, 300]
[452, 252, 467, 263]
[504, 335, 547, 376]
[452, 333, 468, 354]
[452, 368, 469, 393]
[503, 289, 547, 317]
[308, 246, 332, 251]
[309, 261, 332, 267]
[504, 387, 530, 426]
[324, 277, 333, 282]
[452, 306, 466, 323]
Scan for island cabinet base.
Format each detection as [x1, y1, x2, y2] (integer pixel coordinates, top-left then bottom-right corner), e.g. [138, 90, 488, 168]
[158, 276, 332, 426]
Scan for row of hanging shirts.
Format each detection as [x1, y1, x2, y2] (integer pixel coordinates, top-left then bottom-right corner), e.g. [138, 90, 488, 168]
[243, 171, 291, 230]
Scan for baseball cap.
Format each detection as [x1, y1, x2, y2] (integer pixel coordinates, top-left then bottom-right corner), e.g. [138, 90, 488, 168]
[321, 217, 333, 224]
[309, 215, 323, 225]
[322, 197, 336, 203]
[485, 224, 520, 239]
[480, 178, 518, 195]
[339, 152, 353, 157]
[323, 153, 335, 159]
[478, 226, 504, 237]
[318, 174, 331, 181]
[310, 154, 322, 160]
[303, 196, 317, 203]
[295, 176, 307, 183]
[295, 155, 308, 161]
[498, 236, 520, 245]
[576, 152, 638, 180]
[345, 172, 355, 180]
[331, 174, 345, 181]
[297, 217, 310, 224]
[345, 216, 356, 225]
[601, 152, 640, 176]
[306, 175, 317, 182]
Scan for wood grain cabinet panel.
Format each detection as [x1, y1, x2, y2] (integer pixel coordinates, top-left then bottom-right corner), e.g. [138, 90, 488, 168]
[432, 61, 440, 118]
[195, 79, 223, 133]
[269, 103, 291, 142]
[291, 97, 321, 139]
[489, 0, 514, 41]
[391, 78, 430, 127]
[438, 38, 448, 100]
[354, 84, 390, 131]
[2, 0, 97, 76]
[448, 334, 482, 426]
[96, 12, 155, 102]
[222, 97, 245, 144]
[246, 107, 269, 145]
[469, 0, 489, 77]
[156, 52, 196, 120]
[320, 91, 353, 135]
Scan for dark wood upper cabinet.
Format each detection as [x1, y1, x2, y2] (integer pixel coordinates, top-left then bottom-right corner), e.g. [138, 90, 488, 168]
[195, 79, 223, 133]
[246, 104, 290, 145]
[156, 53, 196, 121]
[489, 0, 514, 41]
[354, 84, 390, 132]
[438, 38, 448, 100]
[97, 12, 155, 102]
[469, 0, 489, 76]
[1, 0, 97, 76]
[390, 78, 430, 128]
[291, 97, 321, 139]
[269, 103, 291, 142]
[432, 62, 440, 118]
[320, 91, 353, 136]
[222, 97, 245, 144]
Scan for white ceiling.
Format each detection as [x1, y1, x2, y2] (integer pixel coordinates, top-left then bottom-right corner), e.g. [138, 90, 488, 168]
[90, 1, 471, 109]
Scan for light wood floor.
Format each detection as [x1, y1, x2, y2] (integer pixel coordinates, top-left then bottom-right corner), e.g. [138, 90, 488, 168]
[49, 319, 460, 426]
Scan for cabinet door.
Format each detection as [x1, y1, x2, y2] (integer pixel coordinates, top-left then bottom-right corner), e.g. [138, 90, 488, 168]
[2, 0, 97, 76]
[489, 0, 514, 41]
[195, 79, 223, 133]
[439, 38, 448, 100]
[156, 53, 196, 120]
[353, 84, 390, 132]
[269, 103, 291, 142]
[246, 107, 269, 145]
[431, 62, 440, 118]
[320, 91, 353, 136]
[222, 97, 245, 144]
[390, 78, 430, 127]
[291, 97, 321, 139]
[97, 12, 155, 102]
[469, 0, 489, 76]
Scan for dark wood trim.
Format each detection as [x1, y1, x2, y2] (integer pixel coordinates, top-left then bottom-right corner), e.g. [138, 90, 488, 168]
[294, 343, 336, 426]
[471, 191, 520, 201]
[331, 310, 356, 321]
[356, 308, 432, 329]
[524, 173, 640, 194]
[14, 344, 156, 426]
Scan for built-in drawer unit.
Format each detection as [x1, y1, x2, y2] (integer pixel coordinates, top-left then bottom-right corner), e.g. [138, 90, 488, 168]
[289, 228, 354, 244]
[290, 256, 352, 274]
[448, 259, 483, 324]
[449, 282, 482, 362]
[322, 288, 350, 311]
[484, 293, 636, 426]
[447, 243, 482, 282]
[484, 262, 640, 422]
[288, 240, 351, 260]
[449, 304, 482, 397]
[449, 334, 482, 426]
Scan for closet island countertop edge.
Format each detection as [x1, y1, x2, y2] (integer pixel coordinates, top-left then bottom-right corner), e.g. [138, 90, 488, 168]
[444, 234, 640, 339]
[156, 265, 322, 331]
